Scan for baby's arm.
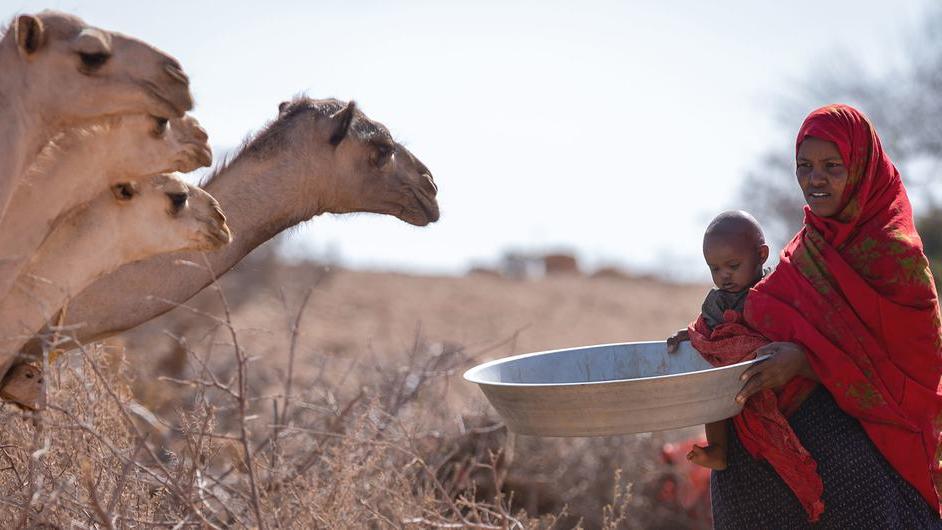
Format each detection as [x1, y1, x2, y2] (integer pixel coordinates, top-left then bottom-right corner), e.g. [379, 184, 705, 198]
[666, 328, 690, 353]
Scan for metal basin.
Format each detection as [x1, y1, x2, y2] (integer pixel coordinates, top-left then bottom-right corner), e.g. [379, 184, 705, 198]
[463, 341, 766, 437]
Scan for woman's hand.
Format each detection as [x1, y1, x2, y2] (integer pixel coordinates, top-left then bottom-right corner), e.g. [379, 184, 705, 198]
[736, 342, 818, 404]
[666, 328, 690, 353]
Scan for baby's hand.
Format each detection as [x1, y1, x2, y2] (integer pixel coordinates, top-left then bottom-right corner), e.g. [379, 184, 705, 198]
[666, 329, 690, 353]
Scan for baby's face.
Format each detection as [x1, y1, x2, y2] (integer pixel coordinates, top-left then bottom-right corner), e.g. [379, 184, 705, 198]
[703, 236, 764, 293]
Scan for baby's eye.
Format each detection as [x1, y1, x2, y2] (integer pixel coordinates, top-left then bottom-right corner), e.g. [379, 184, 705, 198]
[729, 263, 740, 270]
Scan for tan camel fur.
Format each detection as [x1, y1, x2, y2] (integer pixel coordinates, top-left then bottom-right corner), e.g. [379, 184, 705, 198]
[0, 114, 212, 301]
[0, 173, 230, 406]
[29, 97, 439, 351]
[0, 10, 193, 223]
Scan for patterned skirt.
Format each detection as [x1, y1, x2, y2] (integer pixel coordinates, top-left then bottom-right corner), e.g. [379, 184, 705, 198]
[711, 386, 942, 529]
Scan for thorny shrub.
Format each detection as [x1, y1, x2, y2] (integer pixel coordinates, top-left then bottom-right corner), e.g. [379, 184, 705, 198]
[0, 278, 703, 529]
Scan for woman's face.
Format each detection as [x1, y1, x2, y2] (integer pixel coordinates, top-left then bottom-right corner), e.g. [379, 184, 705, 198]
[796, 136, 848, 218]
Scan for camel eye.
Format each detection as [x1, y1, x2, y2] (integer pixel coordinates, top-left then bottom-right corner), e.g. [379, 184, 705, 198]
[167, 192, 188, 210]
[111, 182, 136, 201]
[78, 52, 110, 70]
[152, 117, 169, 136]
[372, 143, 394, 166]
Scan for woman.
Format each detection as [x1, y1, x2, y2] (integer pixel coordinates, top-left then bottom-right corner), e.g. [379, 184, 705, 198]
[710, 104, 942, 528]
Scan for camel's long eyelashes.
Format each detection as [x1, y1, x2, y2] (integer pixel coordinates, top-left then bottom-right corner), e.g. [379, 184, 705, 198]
[78, 51, 110, 71]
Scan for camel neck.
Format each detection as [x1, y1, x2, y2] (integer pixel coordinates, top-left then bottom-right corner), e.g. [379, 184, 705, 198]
[0, 127, 123, 302]
[0, 203, 119, 354]
[0, 88, 42, 182]
[0, 45, 52, 219]
[2, 130, 104, 237]
[25, 202, 121, 297]
[203, 155, 320, 266]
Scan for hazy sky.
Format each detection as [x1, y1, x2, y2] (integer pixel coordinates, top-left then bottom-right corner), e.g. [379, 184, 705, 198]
[6, 1, 930, 281]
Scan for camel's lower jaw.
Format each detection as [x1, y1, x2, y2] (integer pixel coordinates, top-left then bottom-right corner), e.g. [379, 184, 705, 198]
[399, 211, 438, 227]
[184, 145, 213, 169]
[403, 190, 439, 226]
[416, 201, 440, 225]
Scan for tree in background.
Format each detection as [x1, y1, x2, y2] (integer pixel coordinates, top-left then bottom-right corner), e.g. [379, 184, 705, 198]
[739, 6, 942, 277]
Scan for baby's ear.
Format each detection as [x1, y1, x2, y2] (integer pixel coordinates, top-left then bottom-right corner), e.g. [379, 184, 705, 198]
[758, 244, 770, 263]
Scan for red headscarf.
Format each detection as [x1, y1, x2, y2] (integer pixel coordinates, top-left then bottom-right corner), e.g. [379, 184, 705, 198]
[745, 104, 942, 512]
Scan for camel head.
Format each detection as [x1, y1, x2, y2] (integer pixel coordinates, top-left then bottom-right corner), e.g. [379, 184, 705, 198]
[3, 11, 193, 123]
[102, 114, 212, 177]
[243, 97, 439, 227]
[109, 173, 231, 261]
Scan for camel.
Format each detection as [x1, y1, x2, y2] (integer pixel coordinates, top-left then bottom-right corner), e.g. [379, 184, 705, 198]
[0, 173, 230, 408]
[0, 10, 193, 222]
[23, 97, 439, 353]
[0, 113, 212, 301]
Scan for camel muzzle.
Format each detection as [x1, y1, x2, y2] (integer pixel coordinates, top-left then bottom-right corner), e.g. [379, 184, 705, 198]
[204, 204, 232, 246]
[148, 66, 194, 116]
[203, 223, 232, 248]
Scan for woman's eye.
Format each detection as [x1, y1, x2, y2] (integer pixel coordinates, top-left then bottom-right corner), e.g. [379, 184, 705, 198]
[826, 162, 843, 169]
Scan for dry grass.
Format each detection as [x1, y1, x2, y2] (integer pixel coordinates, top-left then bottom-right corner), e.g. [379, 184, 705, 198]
[0, 250, 712, 528]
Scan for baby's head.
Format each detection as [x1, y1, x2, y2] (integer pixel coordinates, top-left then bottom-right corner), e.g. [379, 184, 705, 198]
[703, 210, 769, 293]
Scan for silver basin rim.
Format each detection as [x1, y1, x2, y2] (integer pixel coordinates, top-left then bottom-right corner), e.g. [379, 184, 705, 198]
[463, 340, 769, 388]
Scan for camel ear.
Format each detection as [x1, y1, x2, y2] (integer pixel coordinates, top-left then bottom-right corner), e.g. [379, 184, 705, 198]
[328, 101, 357, 147]
[278, 101, 291, 117]
[15, 15, 45, 56]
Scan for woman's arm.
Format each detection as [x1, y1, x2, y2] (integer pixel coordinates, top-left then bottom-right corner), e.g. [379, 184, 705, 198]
[736, 342, 819, 404]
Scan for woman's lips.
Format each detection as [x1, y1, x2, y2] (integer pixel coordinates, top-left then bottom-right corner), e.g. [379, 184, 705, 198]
[808, 191, 831, 199]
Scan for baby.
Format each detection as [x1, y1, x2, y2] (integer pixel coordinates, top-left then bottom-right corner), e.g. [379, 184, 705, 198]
[666, 210, 770, 470]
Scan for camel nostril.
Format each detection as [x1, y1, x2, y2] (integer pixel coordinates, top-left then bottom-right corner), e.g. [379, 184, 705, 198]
[195, 147, 213, 167]
[424, 174, 438, 195]
[194, 126, 209, 143]
[214, 223, 233, 244]
[212, 205, 226, 222]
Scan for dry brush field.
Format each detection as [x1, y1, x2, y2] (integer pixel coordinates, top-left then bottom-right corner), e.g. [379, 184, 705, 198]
[0, 247, 713, 529]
